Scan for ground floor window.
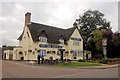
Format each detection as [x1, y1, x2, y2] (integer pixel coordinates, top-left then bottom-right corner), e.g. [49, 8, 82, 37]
[40, 49, 46, 56]
[24, 51, 27, 56]
[57, 51, 60, 55]
[33, 51, 35, 55]
[72, 50, 82, 57]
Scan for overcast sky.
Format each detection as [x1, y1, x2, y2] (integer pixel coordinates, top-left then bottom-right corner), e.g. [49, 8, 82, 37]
[0, 0, 119, 47]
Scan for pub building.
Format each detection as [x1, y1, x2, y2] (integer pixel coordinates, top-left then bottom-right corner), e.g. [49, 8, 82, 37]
[12, 12, 91, 61]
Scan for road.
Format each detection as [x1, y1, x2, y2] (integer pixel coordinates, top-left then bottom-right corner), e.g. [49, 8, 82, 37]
[0, 60, 2, 79]
[2, 60, 119, 78]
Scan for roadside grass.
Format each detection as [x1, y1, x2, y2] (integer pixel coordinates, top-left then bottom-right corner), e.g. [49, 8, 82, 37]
[53, 62, 100, 66]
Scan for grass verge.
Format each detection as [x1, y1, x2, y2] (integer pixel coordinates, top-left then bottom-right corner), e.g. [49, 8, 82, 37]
[53, 62, 100, 66]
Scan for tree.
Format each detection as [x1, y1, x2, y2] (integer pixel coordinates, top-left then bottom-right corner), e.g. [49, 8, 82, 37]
[91, 30, 103, 52]
[86, 39, 96, 57]
[76, 9, 111, 42]
[106, 32, 120, 58]
[7, 46, 14, 50]
[102, 30, 120, 58]
[86, 29, 103, 58]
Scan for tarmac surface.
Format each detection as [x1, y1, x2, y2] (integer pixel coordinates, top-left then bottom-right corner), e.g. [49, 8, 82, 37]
[2, 60, 119, 78]
[0, 60, 2, 79]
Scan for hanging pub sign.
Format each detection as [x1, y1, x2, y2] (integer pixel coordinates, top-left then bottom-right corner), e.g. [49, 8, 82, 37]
[39, 44, 63, 48]
[102, 38, 107, 46]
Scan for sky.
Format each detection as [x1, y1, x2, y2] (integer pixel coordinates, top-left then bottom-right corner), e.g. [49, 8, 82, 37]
[0, 0, 119, 47]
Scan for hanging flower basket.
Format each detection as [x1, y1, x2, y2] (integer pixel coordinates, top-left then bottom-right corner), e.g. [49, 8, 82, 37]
[52, 51, 55, 54]
[70, 51, 74, 53]
[47, 51, 50, 54]
[28, 49, 32, 52]
[37, 50, 40, 52]
[65, 51, 69, 53]
[19, 51, 23, 54]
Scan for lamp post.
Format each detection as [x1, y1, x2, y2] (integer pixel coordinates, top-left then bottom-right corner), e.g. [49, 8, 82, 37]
[102, 38, 107, 59]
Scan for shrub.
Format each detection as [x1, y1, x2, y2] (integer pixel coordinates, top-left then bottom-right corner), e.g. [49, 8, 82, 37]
[99, 59, 108, 64]
[94, 60, 100, 63]
[78, 59, 84, 62]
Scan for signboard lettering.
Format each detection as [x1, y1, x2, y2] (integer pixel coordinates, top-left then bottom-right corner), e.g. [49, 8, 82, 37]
[39, 44, 63, 48]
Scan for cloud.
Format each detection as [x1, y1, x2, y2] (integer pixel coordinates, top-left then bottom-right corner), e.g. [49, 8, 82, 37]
[0, 1, 118, 47]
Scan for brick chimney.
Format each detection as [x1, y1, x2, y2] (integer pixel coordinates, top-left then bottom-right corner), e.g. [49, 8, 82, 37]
[73, 22, 77, 27]
[25, 12, 31, 27]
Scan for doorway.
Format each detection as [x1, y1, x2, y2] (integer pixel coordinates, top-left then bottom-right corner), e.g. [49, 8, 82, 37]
[58, 49, 65, 61]
[86, 54, 88, 60]
[4, 53, 6, 60]
[60, 51, 63, 60]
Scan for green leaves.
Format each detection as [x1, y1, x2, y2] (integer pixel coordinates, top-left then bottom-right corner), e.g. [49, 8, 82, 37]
[76, 9, 111, 41]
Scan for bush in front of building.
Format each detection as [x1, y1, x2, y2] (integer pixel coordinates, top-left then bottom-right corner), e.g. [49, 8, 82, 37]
[99, 59, 109, 64]
[78, 59, 85, 62]
[78, 58, 120, 64]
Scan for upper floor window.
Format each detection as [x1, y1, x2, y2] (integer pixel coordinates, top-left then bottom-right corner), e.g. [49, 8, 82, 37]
[59, 39, 64, 44]
[71, 37, 81, 41]
[73, 41, 79, 46]
[39, 37, 47, 42]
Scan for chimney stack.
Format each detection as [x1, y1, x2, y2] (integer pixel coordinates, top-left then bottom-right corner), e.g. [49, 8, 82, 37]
[25, 12, 31, 27]
[73, 22, 77, 27]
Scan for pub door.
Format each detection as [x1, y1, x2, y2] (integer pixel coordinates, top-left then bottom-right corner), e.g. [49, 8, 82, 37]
[60, 51, 63, 61]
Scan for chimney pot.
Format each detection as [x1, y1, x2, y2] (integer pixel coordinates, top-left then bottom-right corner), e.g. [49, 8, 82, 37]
[73, 22, 77, 27]
[25, 12, 31, 27]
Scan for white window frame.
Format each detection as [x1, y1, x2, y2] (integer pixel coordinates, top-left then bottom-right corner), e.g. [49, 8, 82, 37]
[39, 37, 47, 42]
[73, 41, 79, 46]
[59, 39, 64, 44]
[72, 50, 82, 57]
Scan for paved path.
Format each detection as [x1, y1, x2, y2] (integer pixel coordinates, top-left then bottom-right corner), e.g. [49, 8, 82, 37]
[2, 60, 119, 78]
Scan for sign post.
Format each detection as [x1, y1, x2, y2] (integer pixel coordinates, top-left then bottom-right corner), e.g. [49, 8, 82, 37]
[102, 38, 107, 59]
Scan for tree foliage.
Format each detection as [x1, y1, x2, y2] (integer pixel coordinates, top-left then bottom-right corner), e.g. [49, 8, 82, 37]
[76, 9, 111, 41]
[104, 31, 120, 58]
[7, 46, 14, 50]
[86, 30, 103, 57]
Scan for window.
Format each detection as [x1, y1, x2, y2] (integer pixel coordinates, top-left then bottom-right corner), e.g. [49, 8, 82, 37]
[40, 49, 46, 56]
[71, 37, 82, 41]
[44, 50, 46, 56]
[78, 51, 82, 57]
[73, 51, 77, 56]
[59, 39, 64, 44]
[73, 41, 79, 46]
[24, 51, 27, 56]
[39, 37, 47, 42]
[57, 51, 60, 55]
[33, 51, 35, 55]
[72, 51, 82, 57]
